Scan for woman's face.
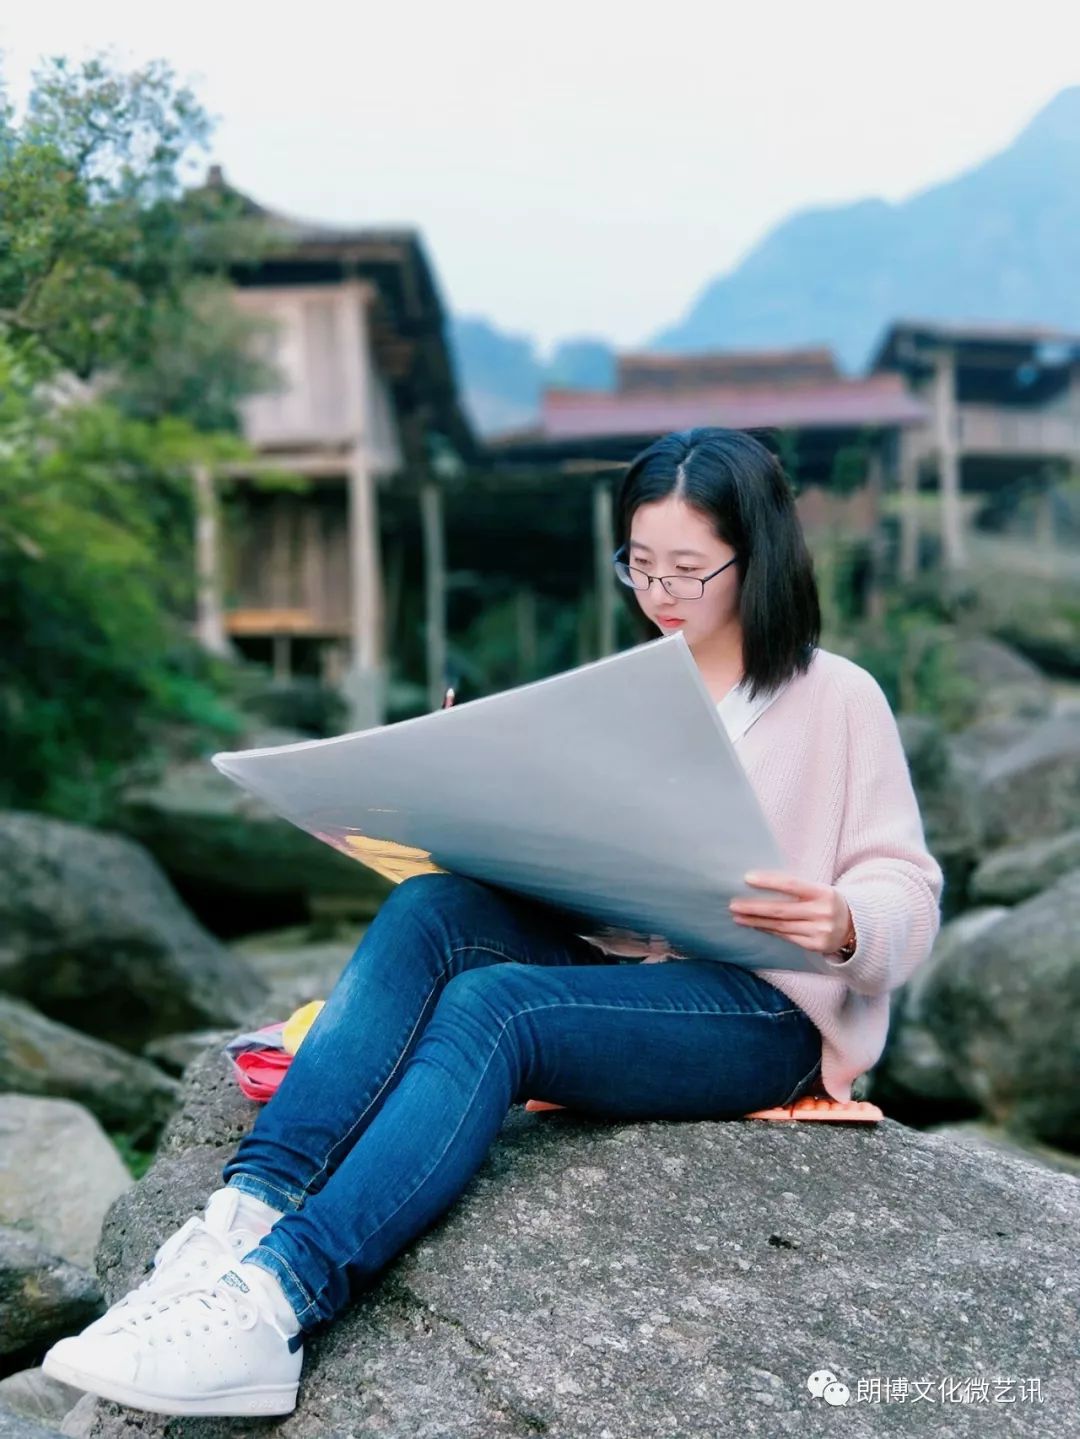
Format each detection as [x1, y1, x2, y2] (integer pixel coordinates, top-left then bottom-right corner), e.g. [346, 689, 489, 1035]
[626, 497, 740, 650]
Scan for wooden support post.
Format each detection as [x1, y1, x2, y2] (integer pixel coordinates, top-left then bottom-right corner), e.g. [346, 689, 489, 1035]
[898, 429, 920, 583]
[345, 446, 386, 729]
[192, 463, 233, 658]
[340, 279, 387, 729]
[420, 477, 448, 711]
[933, 345, 966, 572]
[592, 479, 616, 656]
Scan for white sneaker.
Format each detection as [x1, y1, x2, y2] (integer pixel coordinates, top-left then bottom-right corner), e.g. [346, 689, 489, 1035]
[42, 1265, 303, 1417]
[79, 1188, 272, 1338]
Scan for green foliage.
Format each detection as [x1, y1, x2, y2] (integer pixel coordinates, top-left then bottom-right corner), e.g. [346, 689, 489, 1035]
[833, 578, 983, 730]
[0, 342, 248, 823]
[0, 51, 278, 414]
[0, 53, 282, 821]
[110, 1129, 157, 1181]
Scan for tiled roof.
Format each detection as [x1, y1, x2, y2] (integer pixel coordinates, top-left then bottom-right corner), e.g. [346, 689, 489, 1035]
[538, 372, 928, 440]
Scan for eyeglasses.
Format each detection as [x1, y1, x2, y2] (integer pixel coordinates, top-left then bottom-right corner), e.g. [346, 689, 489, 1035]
[612, 544, 738, 600]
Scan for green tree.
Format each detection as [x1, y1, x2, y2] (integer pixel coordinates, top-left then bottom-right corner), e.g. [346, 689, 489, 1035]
[0, 53, 277, 420]
[0, 53, 277, 819]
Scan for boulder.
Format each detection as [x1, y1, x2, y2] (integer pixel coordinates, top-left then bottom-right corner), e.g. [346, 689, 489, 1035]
[0, 812, 266, 1052]
[970, 830, 1080, 906]
[870, 907, 1007, 1112]
[897, 716, 983, 914]
[230, 930, 356, 1014]
[0, 998, 179, 1140]
[977, 713, 1080, 849]
[75, 1047, 1080, 1436]
[948, 635, 1054, 724]
[0, 1370, 82, 1429]
[0, 1227, 101, 1362]
[925, 1120, 1080, 1180]
[113, 744, 391, 935]
[0, 1097, 132, 1271]
[918, 870, 1080, 1147]
[141, 1030, 235, 1079]
[0, 1403, 66, 1438]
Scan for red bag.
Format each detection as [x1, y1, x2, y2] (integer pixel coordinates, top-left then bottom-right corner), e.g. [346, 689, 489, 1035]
[231, 1047, 294, 1102]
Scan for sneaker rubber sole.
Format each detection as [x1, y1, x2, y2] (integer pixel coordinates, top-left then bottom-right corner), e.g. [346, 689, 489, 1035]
[42, 1349, 298, 1417]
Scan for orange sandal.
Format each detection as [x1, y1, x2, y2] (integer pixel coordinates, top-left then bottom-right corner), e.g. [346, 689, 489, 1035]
[523, 1095, 883, 1123]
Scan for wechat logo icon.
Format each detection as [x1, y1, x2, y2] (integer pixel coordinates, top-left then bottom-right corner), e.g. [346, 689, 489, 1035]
[808, 1368, 851, 1405]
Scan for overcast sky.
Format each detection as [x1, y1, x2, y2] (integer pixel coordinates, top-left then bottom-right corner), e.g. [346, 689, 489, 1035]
[3, 2, 1079, 357]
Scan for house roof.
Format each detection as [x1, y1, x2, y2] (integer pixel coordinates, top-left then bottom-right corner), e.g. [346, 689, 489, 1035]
[191, 166, 479, 465]
[514, 371, 928, 444]
[615, 346, 840, 393]
[868, 317, 1080, 374]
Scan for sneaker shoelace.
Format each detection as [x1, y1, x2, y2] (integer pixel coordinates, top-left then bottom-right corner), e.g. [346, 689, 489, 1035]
[117, 1278, 261, 1346]
[117, 1214, 252, 1309]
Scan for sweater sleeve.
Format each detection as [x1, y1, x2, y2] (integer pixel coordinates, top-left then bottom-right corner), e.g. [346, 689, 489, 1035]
[815, 669, 945, 997]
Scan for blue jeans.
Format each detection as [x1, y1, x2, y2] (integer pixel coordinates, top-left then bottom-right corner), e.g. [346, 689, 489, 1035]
[223, 872, 822, 1336]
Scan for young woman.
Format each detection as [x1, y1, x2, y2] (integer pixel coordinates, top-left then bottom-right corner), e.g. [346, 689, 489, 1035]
[45, 426, 944, 1418]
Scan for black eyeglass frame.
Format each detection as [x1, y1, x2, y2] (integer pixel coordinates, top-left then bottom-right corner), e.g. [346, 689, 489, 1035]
[612, 544, 739, 600]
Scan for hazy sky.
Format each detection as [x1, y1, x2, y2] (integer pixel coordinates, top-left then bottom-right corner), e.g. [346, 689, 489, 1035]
[3, 2, 1079, 357]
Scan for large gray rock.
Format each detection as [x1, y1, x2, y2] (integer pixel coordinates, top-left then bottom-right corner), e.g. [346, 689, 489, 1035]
[0, 998, 179, 1139]
[919, 870, 1080, 1147]
[114, 746, 391, 926]
[871, 907, 1008, 1110]
[970, 830, 1080, 906]
[0, 812, 266, 1051]
[230, 930, 356, 1014]
[0, 1097, 132, 1271]
[977, 713, 1080, 849]
[948, 635, 1054, 724]
[77, 1048, 1080, 1437]
[897, 715, 983, 915]
[0, 1370, 82, 1429]
[0, 1403, 66, 1438]
[0, 1227, 101, 1360]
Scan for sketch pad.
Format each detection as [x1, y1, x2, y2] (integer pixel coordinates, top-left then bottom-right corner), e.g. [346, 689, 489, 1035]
[212, 633, 824, 976]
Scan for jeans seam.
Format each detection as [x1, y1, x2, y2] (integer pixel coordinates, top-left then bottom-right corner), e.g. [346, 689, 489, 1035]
[245, 1245, 316, 1325]
[298, 943, 543, 1201]
[297, 958, 455, 1200]
[302, 995, 806, 1316]
[227, 1173, 305, 1213]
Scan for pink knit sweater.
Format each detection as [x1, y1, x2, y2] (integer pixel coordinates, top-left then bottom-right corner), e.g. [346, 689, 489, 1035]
[640, 646, 944, 1104]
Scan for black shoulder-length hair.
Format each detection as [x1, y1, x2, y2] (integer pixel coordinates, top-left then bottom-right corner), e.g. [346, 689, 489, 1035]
[613, 426, 821, 701]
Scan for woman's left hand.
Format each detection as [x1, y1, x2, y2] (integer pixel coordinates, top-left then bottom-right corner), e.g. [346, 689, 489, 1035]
[729, 870, 853, 955]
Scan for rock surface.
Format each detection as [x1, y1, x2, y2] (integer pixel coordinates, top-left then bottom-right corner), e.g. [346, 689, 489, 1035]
[970, 828, 1080, 906]
[0, 812, 266, 1051]
[0, 1097, 132, 1270]
[0, 1226, 101, 1361]
[0, 1370, 82, 1428]
[114, 748, 391, 925]
[918, 870, 1080, 1147]
[74, 1048, 1080, 1437]
[0, 1403, 66, 1438]
[0, 999, 179, 1139]
[977, 714, 1080, 848]
[872, 907, 1007, 1110]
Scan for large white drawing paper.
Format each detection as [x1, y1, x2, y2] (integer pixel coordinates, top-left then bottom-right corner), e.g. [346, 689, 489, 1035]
[211, 632, 822, 975]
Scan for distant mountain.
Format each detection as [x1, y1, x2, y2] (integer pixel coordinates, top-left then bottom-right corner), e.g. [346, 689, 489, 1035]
[651, 86, 1080, 370]
[447, 318, 616, 439]
[447, 316, 543, 439]
[449, 85, 1080, 433]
